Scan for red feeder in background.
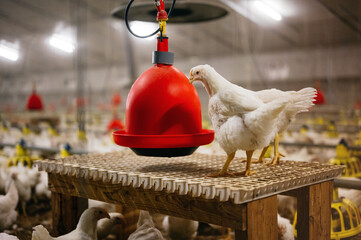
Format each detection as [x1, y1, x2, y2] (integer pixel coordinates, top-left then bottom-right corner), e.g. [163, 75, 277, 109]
[113, 0, 214, 157]
[314, 80, 325, 105]
[111, 92, 122, 107]
[107, 118, 124, 131]
[26, 83, 44, 111]
[108, 110, 124, 131]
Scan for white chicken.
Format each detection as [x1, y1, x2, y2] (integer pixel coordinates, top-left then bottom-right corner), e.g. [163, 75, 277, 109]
[7, 167, 32, 215]
[97, 212, 126, 239]
[162, 216, 198, 240]
[277, 214, 294, 240]
[88, 199, 116, 213]
[0, 233, 20, 240]
[32, 207, 110, 240]
[277, 195, 297, 223]
[35, 171, 51, 200]
[0, 167, 9, 193]
[189, 64, 315, 176]
[0, 174, 19, 231]
[128, 210, 164, 240]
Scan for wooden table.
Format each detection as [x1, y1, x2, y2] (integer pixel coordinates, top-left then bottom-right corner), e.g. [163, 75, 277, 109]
[35, 150, 343, 240]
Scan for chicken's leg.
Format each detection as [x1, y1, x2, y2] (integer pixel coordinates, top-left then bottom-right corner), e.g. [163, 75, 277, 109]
[22, 201, 27, 217]
[235, 150, 256, 176]
[207, 152, 236, 177]
[267, 133, 285, 165]
[252, 146, 269, 163]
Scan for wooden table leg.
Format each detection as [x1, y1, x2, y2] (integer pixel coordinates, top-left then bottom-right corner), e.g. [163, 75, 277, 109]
[235, 195, 278, 240]
[51, 191, 88, 236]
[296, 181, 333, 240]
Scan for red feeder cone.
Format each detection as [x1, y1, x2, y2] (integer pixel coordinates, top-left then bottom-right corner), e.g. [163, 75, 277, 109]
[26, 83, 43, 111]
[113, 40, 214, 156]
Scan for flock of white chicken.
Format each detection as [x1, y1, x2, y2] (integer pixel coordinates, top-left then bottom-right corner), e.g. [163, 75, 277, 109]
[1, 108, 361, 240]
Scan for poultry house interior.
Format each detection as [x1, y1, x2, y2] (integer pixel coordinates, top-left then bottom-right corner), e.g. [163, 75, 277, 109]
[0, 0, 361, 239]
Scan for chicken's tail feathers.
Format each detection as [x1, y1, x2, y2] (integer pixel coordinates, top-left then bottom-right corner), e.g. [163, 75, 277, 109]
[264, 97, 290, 118]
[32, 225, 53, 240]
[289, 87, 317, 114]
[245, 97, 289, 136]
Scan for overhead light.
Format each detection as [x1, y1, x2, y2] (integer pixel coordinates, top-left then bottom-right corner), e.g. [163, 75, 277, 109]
[0, 42, 19, 61]
[253, 1, 282, 21]
[48, 33, 75, 53]
[129, 21, 158, 40]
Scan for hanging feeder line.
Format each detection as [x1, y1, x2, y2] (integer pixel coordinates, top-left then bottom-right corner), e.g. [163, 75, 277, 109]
[125, 0, 176, 39]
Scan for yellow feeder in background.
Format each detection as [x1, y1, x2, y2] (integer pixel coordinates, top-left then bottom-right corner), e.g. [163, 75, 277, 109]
[326, 120, 339, 138]
[352, 130, 361, 159]
[7, 139, 38, 167]
[60, 143, 72, 158]
[328, 140, 361, 178]
[293, 188, 361, 239]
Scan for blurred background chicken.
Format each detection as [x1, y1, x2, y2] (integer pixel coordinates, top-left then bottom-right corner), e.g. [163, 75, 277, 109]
[128, 210, 164, 240]
[0, 174, 19, 231]
[32, 207, 110, 240]
[97, 212, 126, 240]
[162, 216, 198, 240]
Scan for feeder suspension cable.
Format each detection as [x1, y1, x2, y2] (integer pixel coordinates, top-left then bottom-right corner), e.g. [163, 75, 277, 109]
[125, 0, 176, 38]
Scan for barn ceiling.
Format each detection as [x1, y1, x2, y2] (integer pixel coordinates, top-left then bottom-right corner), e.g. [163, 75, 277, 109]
[0, 0, 360, 78]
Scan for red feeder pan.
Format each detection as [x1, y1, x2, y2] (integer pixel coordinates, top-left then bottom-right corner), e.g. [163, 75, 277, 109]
[113, 37, 214, 157]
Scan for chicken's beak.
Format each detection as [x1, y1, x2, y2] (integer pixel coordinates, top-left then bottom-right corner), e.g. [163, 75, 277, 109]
[189, 70, 194, 84]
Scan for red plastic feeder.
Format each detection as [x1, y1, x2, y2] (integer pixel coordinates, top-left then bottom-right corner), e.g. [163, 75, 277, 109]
[113, 38, 214, 157]
[26, 84, 43, 111]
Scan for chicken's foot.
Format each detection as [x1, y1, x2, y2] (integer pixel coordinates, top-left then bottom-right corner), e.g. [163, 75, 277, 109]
[252, 146, 269, 163]
[206, 152, 236, 177]
[266, 133, 286, 165]
[233, 150, 256, 176]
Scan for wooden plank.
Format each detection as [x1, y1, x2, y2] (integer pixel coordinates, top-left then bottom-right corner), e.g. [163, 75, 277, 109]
[236, 195, 278, 240]
[51, 191, 88, 236]
[48, 173, 246, 229]
[296, 181, 333, 240]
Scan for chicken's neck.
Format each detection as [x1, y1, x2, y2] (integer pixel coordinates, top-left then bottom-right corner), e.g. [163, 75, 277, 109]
[76, 212, 98, 239]
[203, 72, 232, 97]
[6, 181, 19, 203]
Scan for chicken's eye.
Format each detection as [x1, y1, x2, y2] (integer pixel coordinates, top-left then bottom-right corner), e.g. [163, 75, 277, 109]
[196, 71, 199, 74]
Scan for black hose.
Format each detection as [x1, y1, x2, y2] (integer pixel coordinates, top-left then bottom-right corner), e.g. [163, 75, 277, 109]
[125, 0, 176, 38]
